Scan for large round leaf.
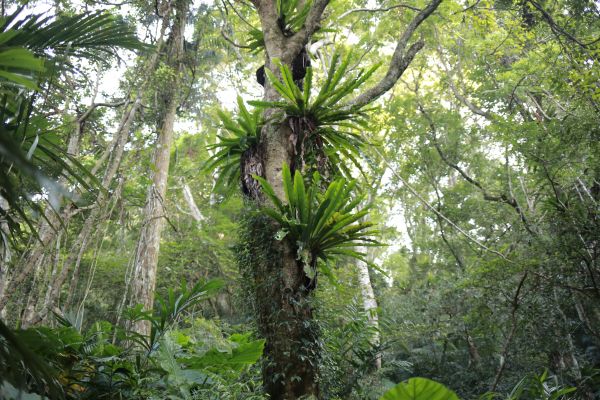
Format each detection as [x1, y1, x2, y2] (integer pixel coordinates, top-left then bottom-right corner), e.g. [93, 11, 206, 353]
[380, 378, 460, 400]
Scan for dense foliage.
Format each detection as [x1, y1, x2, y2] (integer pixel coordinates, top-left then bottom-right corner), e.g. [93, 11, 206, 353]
[0, 0, 598, 398]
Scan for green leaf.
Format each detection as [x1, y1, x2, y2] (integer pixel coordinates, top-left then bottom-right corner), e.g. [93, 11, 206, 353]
[380, 378, 460, 400]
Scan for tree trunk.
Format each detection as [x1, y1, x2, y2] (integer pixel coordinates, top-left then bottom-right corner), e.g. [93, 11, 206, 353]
[237, 50, 322, 400]
[238, 213, 320, 399]
[11, 4, 175, 325]
[129, 0, 188, 336]
[239, 0, 440, 396]
[356, 247, 382, 369]
[182, 182, 204, 223]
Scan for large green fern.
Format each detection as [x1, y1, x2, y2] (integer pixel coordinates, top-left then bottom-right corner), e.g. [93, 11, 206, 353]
[250, 52, 379, 178]
[254, 164, 380, 273]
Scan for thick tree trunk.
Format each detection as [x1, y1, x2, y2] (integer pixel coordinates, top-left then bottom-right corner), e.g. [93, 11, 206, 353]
[129, 0, 188, 336]
[238, 214, 320, 399]
[236, 46, 321, 398]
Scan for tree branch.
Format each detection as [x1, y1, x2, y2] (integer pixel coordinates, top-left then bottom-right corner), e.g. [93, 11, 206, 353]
[433, 32, 495, 120]
[337, 3, 422, 20]
[418, 104, 537, 236]
[373, 146, 514, 263]
[527, 0, 600, 49]
[490, 272, 528, 392]
[221, 28, 252, 49]
[77, 101, 126, 124]
[351, 0, 443, 108]
[285, 0, 330, 60]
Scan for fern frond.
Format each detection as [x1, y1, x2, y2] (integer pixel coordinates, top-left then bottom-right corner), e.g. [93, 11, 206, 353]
[255, 165, 382, 275]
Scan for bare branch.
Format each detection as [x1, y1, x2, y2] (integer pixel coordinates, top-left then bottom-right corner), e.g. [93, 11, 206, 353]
[221, 28, 252, 49]
[285, 0, 330, 60]
[337, 3, 422, 20]
[351, 0, 443, 108]
[77, 101, 126, 124]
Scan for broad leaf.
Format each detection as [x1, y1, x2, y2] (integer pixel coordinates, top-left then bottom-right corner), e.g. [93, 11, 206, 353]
[380, 378, 460, 400]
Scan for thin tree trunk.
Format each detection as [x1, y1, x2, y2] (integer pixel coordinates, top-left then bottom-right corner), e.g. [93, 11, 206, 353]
[182, 183, 203, 223]
[0, 195, 11, 319]
[0, 83, 122, 313]
[20, 252, 48, 327]
[18, 6, 174, 324]
[553, 288, 582, 379]
[356, 248, 382, 369]
[129, 0, 188, 336]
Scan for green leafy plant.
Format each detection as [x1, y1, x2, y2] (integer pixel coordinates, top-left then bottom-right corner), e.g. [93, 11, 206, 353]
[126, 279, 225, 352]
[1, 7, 148, 61]
[380, 377, 460, 400]
[276, 0, 312, 34]
[0, 7, 146, 246]
[251, 52, 379, 178]
[245, 0, 312, 53]
[480, 370, 577, 400]
[204, 97, 262, 189]
[0, 319, 64, 399]
[254, 164, 380, 275]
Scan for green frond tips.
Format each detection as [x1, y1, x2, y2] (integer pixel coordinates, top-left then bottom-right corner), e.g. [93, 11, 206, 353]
[255, 164, 382, 276]
[251, 53, 380, 180]
[203, 97, 262, 191]
[2, 9, 147, 62]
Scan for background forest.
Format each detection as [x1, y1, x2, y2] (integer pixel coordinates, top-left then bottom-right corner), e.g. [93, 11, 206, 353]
[0, 0, 598, 398]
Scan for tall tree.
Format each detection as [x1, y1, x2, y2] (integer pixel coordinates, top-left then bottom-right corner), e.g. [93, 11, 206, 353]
[228, 0, 443, 396]
[129, 0, 189, 336]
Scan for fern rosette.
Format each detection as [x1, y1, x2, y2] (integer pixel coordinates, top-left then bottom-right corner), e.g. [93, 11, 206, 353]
[254, 164, 380, 281]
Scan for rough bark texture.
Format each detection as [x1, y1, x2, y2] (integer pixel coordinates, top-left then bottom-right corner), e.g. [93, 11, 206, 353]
[238, 214, 320, 399]
[242, 3, 323, 393]
[129, 0, 188, 336]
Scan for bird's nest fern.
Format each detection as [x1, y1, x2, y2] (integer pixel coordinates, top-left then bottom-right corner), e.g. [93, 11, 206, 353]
[250, 52, 380, 179]
[203, 97, 262, 191]
[253, 164, 381, 281]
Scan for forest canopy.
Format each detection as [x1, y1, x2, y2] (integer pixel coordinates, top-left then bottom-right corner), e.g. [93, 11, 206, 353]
[0, 0, 598, 399]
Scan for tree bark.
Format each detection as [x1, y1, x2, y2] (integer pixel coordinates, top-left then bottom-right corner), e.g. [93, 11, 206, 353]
[129, 0, 188, 336]
[356, 247, 381, 369]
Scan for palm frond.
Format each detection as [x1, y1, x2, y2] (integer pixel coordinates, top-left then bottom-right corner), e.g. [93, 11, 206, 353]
[2, 8, 148, 61]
